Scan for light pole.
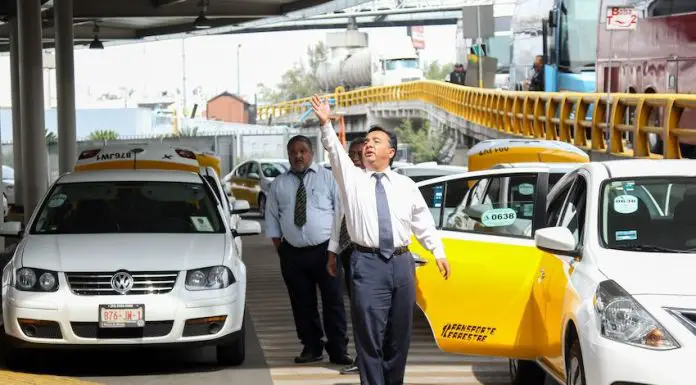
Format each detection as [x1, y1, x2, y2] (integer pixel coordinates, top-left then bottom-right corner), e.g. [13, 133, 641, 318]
[236, 43, 241, 96]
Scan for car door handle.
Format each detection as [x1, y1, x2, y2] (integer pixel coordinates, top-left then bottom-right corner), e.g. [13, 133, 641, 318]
[413, 254, 428, 267]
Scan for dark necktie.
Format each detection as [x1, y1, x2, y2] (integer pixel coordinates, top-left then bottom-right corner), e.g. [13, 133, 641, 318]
[294, 172, 307, 227]
[373, 173, 394, 259]
[339, 216, 351, 252]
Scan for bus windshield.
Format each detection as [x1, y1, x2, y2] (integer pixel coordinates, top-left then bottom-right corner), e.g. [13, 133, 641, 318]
[559, 0, 600, 72]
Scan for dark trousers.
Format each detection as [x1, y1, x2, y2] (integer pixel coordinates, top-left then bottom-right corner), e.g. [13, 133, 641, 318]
[278, 240, 348, 357]
[339, 246, 354, 297]
[350, 250, 415, 385]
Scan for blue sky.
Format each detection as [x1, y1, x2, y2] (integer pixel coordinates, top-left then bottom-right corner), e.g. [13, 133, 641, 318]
[0, 25, 458, 108]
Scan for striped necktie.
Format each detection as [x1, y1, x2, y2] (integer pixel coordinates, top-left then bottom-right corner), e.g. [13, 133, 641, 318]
[293, 171, 307, 227]
[339, 216, 351, 252]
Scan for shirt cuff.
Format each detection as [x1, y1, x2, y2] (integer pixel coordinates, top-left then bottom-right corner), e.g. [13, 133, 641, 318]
[327, 239, 340, 254]
[431, 246, 447, 260]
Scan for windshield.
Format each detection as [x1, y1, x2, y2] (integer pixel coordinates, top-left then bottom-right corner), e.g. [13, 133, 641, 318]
[261, 162, 288, 178]
[385, 59, 419, 71]
[30, 181, 225, 234]
[600, 178, 696, 253]
[559, 0, 600, 71]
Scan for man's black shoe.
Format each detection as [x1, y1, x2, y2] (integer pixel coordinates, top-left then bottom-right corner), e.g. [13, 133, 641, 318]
[330, 353, 353, 366]
[339, 361, 360, 375]
[294, 346, 323, 364]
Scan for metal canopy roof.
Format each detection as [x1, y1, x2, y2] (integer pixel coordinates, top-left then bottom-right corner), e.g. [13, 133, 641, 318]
[0, 0, 372, 51]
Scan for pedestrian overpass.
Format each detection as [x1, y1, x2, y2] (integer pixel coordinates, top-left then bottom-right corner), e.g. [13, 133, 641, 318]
[256, 80, 696, 162]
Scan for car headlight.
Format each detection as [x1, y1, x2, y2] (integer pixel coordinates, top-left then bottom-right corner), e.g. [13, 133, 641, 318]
[185, 266, 235, 291]
[594, 280, 679, 350]
[15, 268, 59, 292]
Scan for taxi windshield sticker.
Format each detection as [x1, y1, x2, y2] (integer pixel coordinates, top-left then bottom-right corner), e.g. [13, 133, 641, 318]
[432, 185, 444, 208]
[517, 183, 534, 196]
[47, 193, 67, 208]
[614, 195, 638, 214]
[481, 208, 516, 227]
[615, 230, 637, 241]
[191, 216, 214, 232]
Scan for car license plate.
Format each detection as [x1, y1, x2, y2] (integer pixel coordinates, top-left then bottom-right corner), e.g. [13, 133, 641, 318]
[98, 304, 145, 328]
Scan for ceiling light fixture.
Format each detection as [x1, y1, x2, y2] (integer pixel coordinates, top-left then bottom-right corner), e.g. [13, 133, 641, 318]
[194, 0, 213, 29]
[89, 21, 104, 49]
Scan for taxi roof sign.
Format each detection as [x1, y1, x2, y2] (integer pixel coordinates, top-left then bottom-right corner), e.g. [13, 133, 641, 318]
[467, 139, 589, 172]
[75, 143, 200, 173]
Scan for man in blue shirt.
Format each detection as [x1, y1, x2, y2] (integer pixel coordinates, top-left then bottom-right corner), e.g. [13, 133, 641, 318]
[265, 135, 352, 366]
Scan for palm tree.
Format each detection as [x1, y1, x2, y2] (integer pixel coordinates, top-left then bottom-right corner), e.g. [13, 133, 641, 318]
[88, 129, 119, 141]
[45, 129, 58, 145]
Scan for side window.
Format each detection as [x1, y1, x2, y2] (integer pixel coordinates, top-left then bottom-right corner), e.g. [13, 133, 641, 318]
[248, 162, 260, 176]
[443, 173, 539, 238]
[558, 176, 588, 245]
[235, 163, 248, 177]
[419, 182, 445, 228]
[649, 0, 696, 17]
[546, 179, 574, 227]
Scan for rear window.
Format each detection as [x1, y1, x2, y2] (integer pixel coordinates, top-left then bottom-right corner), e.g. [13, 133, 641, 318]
[30, 181, 225, 234]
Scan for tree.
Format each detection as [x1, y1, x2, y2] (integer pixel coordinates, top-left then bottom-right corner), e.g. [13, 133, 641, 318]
[424, 60, 453, 81]
[88, 129, 119, 141]
[45, 129, 58, 145]
[257, 41, 328, 103]
[394, 118, 445, 164]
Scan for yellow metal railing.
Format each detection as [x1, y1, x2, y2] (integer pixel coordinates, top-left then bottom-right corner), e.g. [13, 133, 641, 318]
[256, 80, 696, 159]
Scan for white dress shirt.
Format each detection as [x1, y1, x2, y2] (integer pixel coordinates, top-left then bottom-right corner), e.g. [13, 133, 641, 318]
[328, 200, 346, 254]
[320, 121, 446, 260]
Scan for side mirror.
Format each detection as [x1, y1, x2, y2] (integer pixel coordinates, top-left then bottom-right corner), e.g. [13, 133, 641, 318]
[534, 227, 577, 256]
[236, 219, 261, 237]
[1, 221, 23, 237]
[247, 173, 260, 180]
[463, 203, 491, 222]
[231, 200, 250, 215]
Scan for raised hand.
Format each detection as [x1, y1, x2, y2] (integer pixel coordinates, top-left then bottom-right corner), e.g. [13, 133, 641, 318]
[311, 94, 330, 126]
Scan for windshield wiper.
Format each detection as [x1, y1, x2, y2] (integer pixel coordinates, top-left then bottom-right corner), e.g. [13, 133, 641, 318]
[612, 244, 690, 253]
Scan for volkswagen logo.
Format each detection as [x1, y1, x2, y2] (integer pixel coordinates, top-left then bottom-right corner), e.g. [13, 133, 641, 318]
[111, 271, 134, 294]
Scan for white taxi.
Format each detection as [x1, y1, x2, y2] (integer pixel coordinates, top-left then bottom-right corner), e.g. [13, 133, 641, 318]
[411, 159, 696, 385]
[0, 144, 261, 368]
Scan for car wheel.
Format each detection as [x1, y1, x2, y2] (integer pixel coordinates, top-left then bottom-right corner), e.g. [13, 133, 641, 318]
[566, 339, 586, 385]
[509, 358, 546, 385]
[216, 312, 246, 366]
[258, 195, 266, 219]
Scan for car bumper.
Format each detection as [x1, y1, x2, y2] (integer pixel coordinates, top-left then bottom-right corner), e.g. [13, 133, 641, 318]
[3, 281, 245, 348]
[580, 329, 693, 385]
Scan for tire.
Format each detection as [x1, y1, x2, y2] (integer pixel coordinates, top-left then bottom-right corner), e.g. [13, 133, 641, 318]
[566, 339, 586, 385]
[216, 313, 246, 366]
[509, 359, 546, 385]
[258, 194, 266, 219]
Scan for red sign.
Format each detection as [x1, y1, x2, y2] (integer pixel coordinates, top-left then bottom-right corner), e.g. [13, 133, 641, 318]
[410, 26, 425, 49]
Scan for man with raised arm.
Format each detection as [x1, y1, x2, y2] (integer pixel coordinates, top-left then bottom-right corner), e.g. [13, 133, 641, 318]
[311, 95, 451, 385]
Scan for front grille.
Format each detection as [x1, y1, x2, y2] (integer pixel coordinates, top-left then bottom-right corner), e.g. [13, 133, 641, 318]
[65, 271, 179, 295]
[71, 321, 173, 338]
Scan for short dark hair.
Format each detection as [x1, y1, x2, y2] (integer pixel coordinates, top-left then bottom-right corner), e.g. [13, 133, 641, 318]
[349, 137, 365, 148]
[287, 135, 313, 152]
[367, 125, 398, 165]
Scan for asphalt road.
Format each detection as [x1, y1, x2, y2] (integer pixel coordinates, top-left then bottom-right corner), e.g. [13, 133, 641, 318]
[0, 214, 541, 385]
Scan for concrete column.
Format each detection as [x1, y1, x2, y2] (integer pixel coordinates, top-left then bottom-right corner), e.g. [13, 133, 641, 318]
[54, 0, 77, 174]
[9, 19, 23, 210]
[17, 0, 49, 222]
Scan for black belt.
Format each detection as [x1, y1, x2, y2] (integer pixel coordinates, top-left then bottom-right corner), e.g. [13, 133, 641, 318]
[352, 243, 409, 256]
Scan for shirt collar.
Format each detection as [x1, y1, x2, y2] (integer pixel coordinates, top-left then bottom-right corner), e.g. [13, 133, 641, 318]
[365, 166, 394, 181]
[288, 163, 318, 176]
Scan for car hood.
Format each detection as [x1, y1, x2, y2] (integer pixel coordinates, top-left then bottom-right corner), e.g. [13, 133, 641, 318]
[597, 249, 696, 296]
[18, 234, 227, 272]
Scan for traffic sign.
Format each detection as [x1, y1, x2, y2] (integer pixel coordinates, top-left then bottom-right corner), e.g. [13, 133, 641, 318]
[606, 6, 637, 30]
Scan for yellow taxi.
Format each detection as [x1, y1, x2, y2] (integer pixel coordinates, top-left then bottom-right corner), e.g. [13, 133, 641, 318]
[409, 139, 590, 384]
